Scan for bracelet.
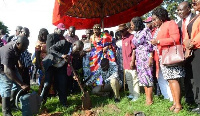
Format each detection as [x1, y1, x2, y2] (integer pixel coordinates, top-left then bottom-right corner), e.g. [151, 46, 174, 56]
[157, 40, 160, 44]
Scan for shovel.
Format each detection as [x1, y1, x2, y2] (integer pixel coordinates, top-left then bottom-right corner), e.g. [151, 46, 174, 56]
[69, 63, 92, 110]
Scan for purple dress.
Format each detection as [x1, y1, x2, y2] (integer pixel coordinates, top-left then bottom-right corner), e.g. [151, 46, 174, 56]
[132, 28, 154, 86]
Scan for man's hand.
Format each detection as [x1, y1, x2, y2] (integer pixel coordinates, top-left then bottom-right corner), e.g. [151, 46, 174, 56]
[101, 80, 105, 89]
[130, 61, 135, 70]
[62, 54, 69, 60]
[21, 84, 30, 91]
[185, 49, 193, 59]
[150, 39, 159, 45]
[148, 57, 154, 67]
[188, 43, 194, 50]
[73, 75, 78, 81]
[103, 46, 108, 53]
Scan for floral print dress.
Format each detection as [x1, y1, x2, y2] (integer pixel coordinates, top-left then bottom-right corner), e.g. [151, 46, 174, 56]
[132, 28, 154, 86]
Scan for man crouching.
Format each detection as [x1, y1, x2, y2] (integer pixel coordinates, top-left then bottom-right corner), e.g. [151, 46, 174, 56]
[85, 58, 122, 103]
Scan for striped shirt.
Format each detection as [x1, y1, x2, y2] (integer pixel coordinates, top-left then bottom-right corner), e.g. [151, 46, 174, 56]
[19, 50, 32, 68]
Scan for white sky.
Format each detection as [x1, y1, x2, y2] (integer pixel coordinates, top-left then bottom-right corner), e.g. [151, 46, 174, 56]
[0, 0, 117, 53]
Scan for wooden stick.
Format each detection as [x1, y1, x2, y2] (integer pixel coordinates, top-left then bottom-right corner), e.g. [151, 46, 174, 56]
[69, 63, 85, 93]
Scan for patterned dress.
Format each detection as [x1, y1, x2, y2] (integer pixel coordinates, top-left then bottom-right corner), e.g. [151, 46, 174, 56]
[83, 42, 91, 80]
[90, 32, 116, 85]
[132, 28, 154, 86]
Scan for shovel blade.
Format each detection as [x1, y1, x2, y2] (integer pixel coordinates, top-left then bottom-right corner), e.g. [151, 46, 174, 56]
[81, 91, 92, 110]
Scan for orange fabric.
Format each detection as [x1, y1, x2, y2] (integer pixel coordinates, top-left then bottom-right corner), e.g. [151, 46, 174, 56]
[154, 20, 180, 77]
[184, 15, 200, 49]
[156, 20, 180, 55]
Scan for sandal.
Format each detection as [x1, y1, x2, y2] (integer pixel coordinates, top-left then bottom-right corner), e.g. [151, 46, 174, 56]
[145, 101, 153, 106]
[169, 105, 176, 111]
[173, 107, 183, 113]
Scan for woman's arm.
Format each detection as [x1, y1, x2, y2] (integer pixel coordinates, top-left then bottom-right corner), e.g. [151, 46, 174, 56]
[159, 20, 180, 46]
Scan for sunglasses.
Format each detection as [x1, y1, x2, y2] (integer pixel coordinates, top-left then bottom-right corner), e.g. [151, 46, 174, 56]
[192, 0, 200, 6]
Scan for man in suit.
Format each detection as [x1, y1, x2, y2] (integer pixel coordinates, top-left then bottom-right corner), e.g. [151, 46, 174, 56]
[177, 1, 196, 104]
[46, 23, 66, 53]
[40, 40, 84, 107]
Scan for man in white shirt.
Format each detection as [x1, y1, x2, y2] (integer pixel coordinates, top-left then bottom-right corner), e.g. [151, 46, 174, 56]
[177, 1, 196, 105]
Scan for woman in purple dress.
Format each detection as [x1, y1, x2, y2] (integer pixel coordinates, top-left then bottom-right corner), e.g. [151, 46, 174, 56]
[131, 17, 154, 105]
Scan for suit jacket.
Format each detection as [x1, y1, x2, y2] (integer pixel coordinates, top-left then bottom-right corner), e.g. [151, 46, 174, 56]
[156, 20, 180, 55]
[42, 40, 72, 71]
[177, 13, 196, 43]
[46, 33, 65, 54]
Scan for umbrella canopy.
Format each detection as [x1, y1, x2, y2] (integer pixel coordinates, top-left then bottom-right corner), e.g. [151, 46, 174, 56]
[53, 0, 163, 30]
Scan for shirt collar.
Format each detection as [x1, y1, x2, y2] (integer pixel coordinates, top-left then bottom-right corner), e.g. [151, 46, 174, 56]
[122, 32, 131, 40]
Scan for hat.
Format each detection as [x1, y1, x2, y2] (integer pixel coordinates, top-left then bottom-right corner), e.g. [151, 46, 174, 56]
[144, 17, 152, 23]
[93, 24, 101, 29]
[57, 23, 66, 30]
[117, 23, 128, 31]
[82, 35, 87, 38]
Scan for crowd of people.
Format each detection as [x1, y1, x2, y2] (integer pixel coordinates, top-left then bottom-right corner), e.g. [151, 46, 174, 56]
[0, 1, 200, 115]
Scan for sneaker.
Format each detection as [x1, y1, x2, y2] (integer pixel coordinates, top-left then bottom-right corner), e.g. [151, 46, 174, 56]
[131, 97, 138, 102]
[127, 95, 134, 99]
[114, 98, 120, 103]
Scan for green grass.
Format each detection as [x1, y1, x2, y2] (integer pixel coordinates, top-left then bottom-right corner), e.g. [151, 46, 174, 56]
[0, 85, 199, 116]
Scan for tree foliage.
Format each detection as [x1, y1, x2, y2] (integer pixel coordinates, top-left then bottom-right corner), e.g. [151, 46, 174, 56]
[143, 0, 192, 20]
[0, 21, 9, 34]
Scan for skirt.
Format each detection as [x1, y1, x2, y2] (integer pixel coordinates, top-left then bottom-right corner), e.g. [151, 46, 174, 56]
[159, 56, 185, 80]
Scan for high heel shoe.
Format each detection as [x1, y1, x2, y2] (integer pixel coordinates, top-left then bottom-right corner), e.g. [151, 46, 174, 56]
[169, 105, 175, 111]
[173, 107, 183, 113]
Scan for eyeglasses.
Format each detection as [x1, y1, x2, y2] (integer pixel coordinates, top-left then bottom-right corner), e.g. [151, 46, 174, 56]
[192, 0, 200, 6]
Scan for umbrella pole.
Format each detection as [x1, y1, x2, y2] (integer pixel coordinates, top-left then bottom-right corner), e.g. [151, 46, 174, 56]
[101, 18, 104, 31]
[100, 1, 104, 31]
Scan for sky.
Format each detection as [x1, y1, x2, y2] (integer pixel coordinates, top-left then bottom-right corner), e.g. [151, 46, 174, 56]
[0, 0, 117, 53]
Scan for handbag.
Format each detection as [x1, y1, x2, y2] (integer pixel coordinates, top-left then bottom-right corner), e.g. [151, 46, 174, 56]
[162, 38, 185, 66]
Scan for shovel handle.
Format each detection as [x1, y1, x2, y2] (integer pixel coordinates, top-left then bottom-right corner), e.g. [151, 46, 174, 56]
[69, 62, 85, 93]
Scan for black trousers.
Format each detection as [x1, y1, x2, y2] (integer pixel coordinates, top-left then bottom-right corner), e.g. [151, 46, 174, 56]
[44, 64, 68, 105]
[21, 67, 30, 86]
[184, 56, 195, 104]
[191, 49, 200, 104]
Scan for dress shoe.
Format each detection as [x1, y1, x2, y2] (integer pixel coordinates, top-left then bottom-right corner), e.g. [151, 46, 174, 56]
[114, 98, 120, 103]
[127, 95, 134, 99]
[191, 107, 200, 112]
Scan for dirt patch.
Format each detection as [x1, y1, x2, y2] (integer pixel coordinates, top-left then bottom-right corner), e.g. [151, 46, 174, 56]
[105, 104, 121, 113]
[124, 112, 134, 116]
[72, 104, 121, 116]
[39, 112, 62, 116]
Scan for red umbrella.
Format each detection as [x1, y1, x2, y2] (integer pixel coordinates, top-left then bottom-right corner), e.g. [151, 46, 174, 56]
[53, 0, 163, 30]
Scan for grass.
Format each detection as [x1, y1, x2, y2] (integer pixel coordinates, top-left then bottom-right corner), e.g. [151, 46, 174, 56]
[0, 85, 199, 116]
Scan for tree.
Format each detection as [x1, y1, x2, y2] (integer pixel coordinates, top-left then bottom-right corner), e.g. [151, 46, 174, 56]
[143, 0, 192, 20]
[0, 21, 9, 34]
[162, 0, 192, 20]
